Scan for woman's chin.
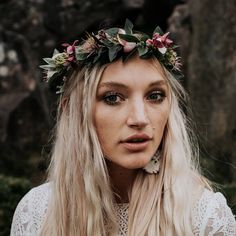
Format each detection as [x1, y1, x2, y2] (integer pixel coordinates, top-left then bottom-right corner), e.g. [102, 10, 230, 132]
[118, 159, 151, 170]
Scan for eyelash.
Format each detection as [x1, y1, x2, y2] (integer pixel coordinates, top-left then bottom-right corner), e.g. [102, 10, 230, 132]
[147, 91, 166, 103]
[102, 90, 166, 106]
[103, 92, 124, 105]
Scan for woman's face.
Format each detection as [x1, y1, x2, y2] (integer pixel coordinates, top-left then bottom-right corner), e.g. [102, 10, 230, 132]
[94, 57, 170, 169]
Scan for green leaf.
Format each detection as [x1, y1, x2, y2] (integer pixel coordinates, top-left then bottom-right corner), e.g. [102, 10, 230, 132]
[118, 34, 139, 43]
[140, 51, 152, 59]
[76, 52, 90, 61]
[138, 45, 149, 56]
[43, 58, 55, 65]
[124, 19, 133, 34]
[172, 45, 179, 49]
[105, 27, 119, 37]
[139, 33, 150, 41]
[93, 48, 105, 63]
[153, 26, 164, 35]
[100, 39, 113, 47]
[108, 45, 122, 62]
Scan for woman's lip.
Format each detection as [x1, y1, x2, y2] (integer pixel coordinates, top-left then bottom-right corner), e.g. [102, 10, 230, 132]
[121, 140, 150, 151]
[123, 133, 151, 142]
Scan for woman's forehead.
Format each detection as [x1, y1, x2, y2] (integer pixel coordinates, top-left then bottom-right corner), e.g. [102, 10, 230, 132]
[99, 57, 167, 89]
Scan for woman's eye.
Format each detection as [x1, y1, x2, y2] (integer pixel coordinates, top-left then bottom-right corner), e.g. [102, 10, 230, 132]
[147, 91, 165, 102]
[103, 92, 123, 105]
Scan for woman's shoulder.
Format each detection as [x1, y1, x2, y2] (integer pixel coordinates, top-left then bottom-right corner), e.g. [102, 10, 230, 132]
[192, 188, 236, 235]
[24, 181, 51, 197]
[10, 182, 51, 236]
[17, 182, 51, 212]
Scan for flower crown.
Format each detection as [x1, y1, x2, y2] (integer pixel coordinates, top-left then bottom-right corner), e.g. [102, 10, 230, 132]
[40, 19, 182, 94]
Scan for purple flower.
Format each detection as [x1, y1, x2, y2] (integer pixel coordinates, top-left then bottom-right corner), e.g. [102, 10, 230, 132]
[62, 40, 78, 63]
[146, 32, 173, 54]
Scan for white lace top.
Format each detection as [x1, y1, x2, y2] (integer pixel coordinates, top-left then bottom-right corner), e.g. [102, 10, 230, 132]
[10, 183, 236, 236]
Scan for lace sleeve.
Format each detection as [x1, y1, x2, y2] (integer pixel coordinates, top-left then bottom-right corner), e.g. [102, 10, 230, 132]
[193, 190, 236, 236]
[10, 183, 50, 236]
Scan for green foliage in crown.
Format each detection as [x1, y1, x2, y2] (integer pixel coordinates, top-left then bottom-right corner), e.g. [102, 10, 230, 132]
[40, 19, 182, 93]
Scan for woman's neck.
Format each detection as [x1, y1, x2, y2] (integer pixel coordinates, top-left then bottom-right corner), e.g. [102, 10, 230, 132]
[106, 160, 138, 204]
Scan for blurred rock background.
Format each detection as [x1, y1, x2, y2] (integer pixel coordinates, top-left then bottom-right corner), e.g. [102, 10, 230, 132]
[0, 0, 235, 234]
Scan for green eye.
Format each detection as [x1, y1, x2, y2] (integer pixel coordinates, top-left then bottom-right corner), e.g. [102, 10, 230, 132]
[147, 91, 165, 102]
[103, 92, 123, 105]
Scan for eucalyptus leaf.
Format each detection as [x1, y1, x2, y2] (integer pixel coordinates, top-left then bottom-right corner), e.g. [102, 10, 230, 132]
[138, 46, 149, 56]
[105, 27, 119, 37]
[93, 48, 105, 63]
[140, 51, 152, 59]
[100, 39, 113, 47]
[109, 45, 122, 62]
[172, 45, 179, 49]
[124, 19, 133, 34]
[118, 34, 139, 43]
[139, 33, 150, 42]
[153, 26, 164, 35]
[76, 52, 90, 61]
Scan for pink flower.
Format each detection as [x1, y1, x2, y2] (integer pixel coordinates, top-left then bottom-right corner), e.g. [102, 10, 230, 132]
[146, 32, 173, 54]
[117, 29, 137, 53]
[62, 40, 78, 63]
[122, 41, 136, 53]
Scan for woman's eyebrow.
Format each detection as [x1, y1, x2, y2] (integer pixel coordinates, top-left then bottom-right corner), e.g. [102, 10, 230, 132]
[98, 80, 166, 90]
[148, 80, 167, 87]
[98, 81, 129, 90]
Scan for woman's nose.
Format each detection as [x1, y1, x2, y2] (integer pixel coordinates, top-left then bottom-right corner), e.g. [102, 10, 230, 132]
[126, 99, 149, 129]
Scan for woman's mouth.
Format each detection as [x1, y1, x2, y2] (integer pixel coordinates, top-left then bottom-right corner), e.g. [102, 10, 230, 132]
[121, 134, 151, 151]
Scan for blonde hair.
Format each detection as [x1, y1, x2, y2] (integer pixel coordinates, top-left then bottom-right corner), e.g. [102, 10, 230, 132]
[39, 58, 210, 236]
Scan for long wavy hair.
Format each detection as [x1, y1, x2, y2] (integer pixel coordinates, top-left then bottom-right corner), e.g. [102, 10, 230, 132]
[39, 57, 210, 235]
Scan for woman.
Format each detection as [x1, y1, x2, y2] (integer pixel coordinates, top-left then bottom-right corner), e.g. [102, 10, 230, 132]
[11, 20, 236, 235]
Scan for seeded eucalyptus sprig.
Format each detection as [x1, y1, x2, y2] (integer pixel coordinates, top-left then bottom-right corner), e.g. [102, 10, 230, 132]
[40, 19, 182, 94]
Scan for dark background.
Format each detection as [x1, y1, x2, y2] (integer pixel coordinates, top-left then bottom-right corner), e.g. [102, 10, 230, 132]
[0, 0, 236, 235]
